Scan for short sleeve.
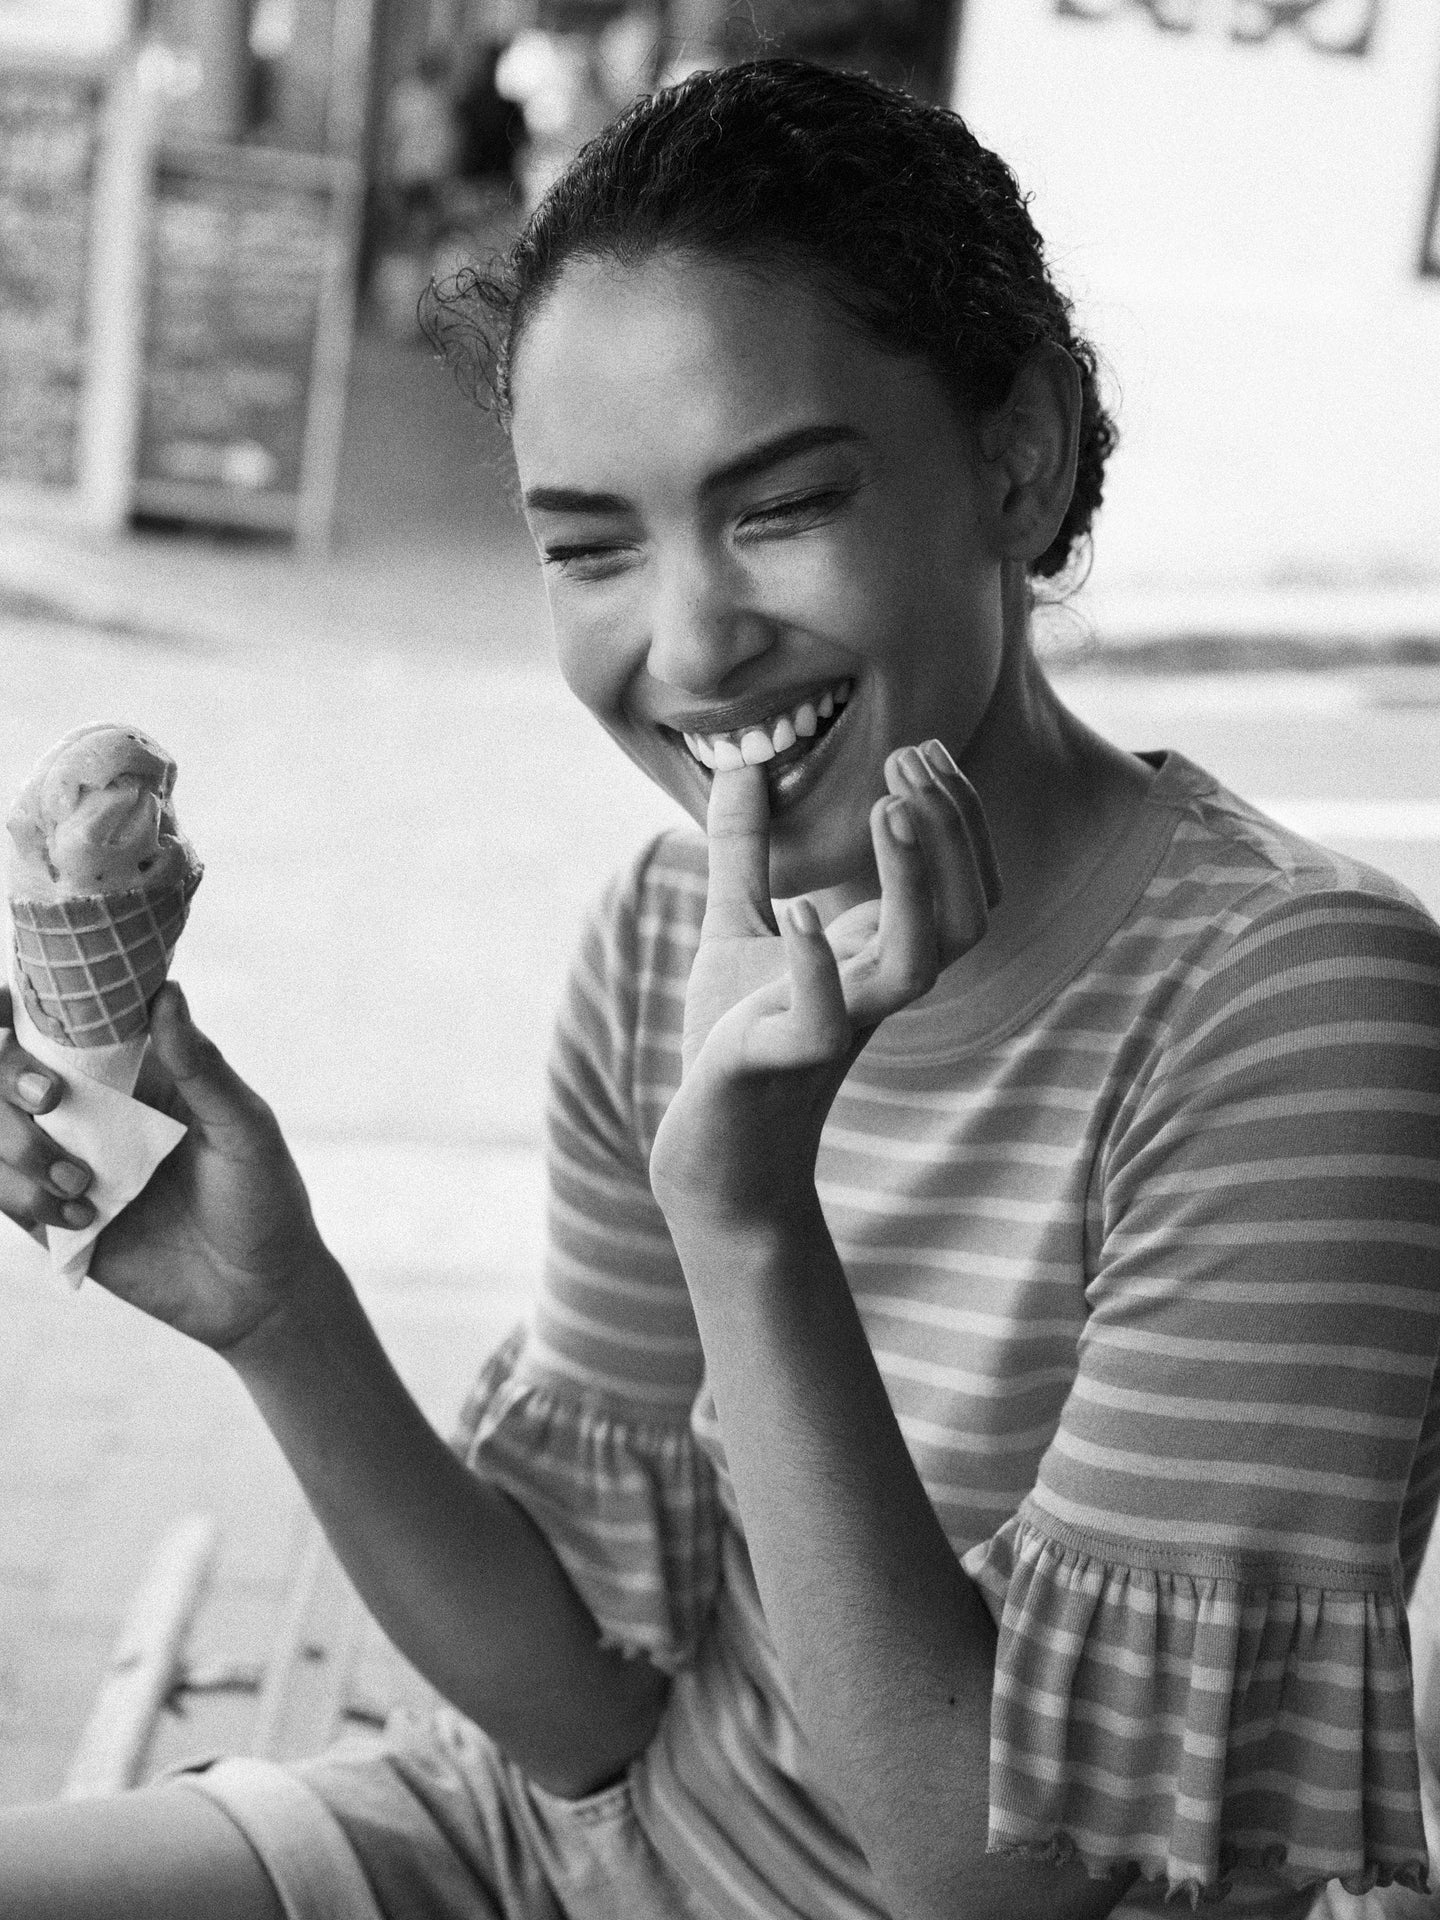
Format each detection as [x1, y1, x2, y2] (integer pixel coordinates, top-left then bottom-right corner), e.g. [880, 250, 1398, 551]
[962, 888, 1440, 1904]
[452, 842, 721, 1674]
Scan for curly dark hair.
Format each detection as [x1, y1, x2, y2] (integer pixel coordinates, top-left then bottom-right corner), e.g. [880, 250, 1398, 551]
[423, 58, 1116, 581]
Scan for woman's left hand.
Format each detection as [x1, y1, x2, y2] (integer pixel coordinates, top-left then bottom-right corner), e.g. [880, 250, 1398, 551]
[651, 739, 1000, 1232]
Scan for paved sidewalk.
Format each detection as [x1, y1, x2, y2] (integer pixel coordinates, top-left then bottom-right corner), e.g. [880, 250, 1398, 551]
[0, 329, 550, 666]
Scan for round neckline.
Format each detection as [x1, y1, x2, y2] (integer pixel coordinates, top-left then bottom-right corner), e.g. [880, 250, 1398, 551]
[864, 750, 1197, 1063]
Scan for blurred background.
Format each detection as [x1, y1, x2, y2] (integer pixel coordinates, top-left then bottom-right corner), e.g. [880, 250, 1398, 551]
[1, 0, 1439, 1885]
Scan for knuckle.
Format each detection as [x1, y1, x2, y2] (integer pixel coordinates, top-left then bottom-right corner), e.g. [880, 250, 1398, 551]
[2, 1174, 51, 1230]
[0, 1029, 35, 1087]
[0, 1110, 49, 1178]
[189, 1031, 225, 1073]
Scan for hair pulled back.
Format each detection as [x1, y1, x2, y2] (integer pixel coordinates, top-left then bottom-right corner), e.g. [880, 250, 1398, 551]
[425, 58, 1115, 580]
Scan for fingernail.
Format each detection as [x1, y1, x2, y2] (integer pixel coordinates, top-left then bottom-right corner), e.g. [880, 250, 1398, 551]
[789, 897, 822, 935]
[897, 746, 928, 785]
[922, 739, 959, 776]
[17, 1071, 52, 1107]
[61, 1200, 94, 1229]
[886, 797, 917, 845]
[50, 1162, 89, 1196]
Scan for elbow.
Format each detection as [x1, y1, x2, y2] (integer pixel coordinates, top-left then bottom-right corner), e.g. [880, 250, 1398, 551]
[520, 1657, 671, 1802]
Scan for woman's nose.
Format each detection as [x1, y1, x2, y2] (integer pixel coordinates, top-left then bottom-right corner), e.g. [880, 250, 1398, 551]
[645, 551, 773, 694]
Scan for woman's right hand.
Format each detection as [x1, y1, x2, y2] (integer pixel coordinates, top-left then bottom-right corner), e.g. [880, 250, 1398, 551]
[0, 981, 325, 1354]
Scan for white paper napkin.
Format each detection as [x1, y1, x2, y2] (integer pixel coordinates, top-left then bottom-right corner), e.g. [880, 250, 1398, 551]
[12, 993, 188, 1288]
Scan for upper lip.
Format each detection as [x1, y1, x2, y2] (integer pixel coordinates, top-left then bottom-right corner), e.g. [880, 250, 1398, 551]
[652, 676, 850, 739]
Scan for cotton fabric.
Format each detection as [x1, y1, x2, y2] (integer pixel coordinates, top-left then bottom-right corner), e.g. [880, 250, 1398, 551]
[194, 751, 1440, 1918]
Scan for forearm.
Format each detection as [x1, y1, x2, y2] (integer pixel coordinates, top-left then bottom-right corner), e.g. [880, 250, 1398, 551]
[225, 1250, 666, 1795]
[671, 1196, 1127, 1920]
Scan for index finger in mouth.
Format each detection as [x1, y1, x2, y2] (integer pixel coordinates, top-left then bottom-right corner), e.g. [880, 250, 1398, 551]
[702, 764, 778, 939]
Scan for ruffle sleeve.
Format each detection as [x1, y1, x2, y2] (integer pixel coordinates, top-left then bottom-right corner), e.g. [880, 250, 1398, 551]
[452, 1327, 721, 1675]
[963, 1508, 1429, 1906]
[958, 889, 1440, 1906]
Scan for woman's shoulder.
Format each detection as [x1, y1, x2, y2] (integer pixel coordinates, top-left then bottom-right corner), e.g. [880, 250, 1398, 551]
[1136, 749, 1439, 953]
[559, 829, 708, 1066]
[1117, 752, 1440, 1069]
[591, 826, 708, 937]
[1146, 750, 1429, 908]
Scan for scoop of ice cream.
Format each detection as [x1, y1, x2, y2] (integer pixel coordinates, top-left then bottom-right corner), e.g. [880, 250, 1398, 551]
[7, 724, 197, 902]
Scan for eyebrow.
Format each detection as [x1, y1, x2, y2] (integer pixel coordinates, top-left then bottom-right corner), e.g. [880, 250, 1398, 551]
[521, 423, 866, 514]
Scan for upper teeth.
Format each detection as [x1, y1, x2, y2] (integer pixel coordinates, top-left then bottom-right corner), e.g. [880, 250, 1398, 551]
[682, 680, 850, 770]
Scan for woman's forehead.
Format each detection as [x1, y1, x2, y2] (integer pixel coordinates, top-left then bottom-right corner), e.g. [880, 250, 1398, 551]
[509, 252, 942, 481]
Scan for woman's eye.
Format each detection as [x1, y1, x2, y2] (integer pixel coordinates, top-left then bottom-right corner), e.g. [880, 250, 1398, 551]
[540, 544, 635, 580]
[739, 490, 847, 537]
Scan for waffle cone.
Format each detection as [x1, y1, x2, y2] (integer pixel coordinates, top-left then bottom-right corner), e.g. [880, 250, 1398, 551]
[10, 865, 201, 1048]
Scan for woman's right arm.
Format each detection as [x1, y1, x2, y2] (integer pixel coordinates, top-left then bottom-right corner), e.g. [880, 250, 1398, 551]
[0, 983, 666, 1797]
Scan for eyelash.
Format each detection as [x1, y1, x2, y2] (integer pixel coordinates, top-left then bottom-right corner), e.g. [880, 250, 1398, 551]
[739, 489, 847, 535]
[540, 489, 849, 578]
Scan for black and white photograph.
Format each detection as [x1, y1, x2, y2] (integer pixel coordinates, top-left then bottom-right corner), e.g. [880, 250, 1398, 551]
[1, 2, 1438, 1917]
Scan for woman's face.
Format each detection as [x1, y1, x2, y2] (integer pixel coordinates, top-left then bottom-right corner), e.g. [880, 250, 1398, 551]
[509, 251, 1009, 900]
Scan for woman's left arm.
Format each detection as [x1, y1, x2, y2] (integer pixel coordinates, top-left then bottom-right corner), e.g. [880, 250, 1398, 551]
[649, 752, 1129, 1920]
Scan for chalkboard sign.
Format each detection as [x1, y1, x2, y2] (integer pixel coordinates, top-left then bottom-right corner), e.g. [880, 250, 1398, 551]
[0, 65, 104, 494]
[134, 143, 360, 547]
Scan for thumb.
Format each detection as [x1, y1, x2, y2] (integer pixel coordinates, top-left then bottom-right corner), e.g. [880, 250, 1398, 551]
[703, 765, 776, 939]
[147, 983, 258, 1137]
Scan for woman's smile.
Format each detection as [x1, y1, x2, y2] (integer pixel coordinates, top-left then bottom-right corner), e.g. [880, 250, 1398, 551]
[509, 250, 1008, 901]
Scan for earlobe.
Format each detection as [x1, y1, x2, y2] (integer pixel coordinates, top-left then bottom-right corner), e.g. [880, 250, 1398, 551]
[978, 347, 1082, 565]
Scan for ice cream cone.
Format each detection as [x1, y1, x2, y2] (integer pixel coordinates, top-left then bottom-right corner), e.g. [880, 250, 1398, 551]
[5, 723, 202, 1284]
[9, 866, 201, 1049]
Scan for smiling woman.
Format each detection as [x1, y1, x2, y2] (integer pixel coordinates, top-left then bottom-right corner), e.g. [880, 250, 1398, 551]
[2, 53, 1439, 1920]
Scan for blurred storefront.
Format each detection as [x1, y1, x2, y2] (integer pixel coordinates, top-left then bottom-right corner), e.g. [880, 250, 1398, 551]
[0, 0, 372, 549]
[952, 0, 1440, 609]
[4, 0, 1438, 611]
[366, 0, 958, 329]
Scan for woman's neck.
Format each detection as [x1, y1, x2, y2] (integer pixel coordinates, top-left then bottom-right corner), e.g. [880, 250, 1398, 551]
[950, 615, 1155, 980]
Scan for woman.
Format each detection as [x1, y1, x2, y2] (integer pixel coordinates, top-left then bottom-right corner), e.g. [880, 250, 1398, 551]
[2, 58, 1438, 1920]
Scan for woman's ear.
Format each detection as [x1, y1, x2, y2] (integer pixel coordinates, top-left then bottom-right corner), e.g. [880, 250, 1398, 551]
[975, 347, 1082, 566]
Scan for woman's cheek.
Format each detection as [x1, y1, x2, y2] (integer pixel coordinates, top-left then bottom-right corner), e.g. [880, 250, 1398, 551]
[747, 537, 880, 642]
[550, 595, 635, 721]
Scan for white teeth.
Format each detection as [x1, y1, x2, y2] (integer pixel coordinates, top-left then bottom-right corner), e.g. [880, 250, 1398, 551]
[681, 678, 852, 771]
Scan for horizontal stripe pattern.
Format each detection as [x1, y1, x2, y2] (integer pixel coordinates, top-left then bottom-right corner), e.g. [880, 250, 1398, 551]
[454, 753, 1440, 1915]
[965, 1512, 1424, 1900]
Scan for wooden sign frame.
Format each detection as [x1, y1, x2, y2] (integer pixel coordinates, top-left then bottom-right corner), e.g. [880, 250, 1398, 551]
[132, 141, 363, 553]
[0, 47, 151, 534]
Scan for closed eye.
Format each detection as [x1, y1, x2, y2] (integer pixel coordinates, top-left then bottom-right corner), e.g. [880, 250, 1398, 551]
[737, 489, 852, 538]
[539, 542, 638, 581]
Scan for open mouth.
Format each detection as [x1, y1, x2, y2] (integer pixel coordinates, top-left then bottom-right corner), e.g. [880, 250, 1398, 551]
[665, 677, 854, 810]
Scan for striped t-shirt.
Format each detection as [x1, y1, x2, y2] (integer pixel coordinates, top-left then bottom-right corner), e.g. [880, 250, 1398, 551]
[456, 750, 1440, 1917]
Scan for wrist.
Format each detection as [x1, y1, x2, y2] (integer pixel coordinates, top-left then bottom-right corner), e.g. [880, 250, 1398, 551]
[220, 1242, 356, 1382]
[663, 1181, 832, 1293]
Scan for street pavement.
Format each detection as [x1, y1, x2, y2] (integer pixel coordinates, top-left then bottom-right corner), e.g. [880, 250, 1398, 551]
[1, 328, 1438, 1819]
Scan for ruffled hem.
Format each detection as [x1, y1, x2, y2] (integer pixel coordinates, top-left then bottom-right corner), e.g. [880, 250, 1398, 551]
[990, 1832, 1432, 1909]
[450, 1327, 720, 1675]
[961, 1507, 1430, 1904]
